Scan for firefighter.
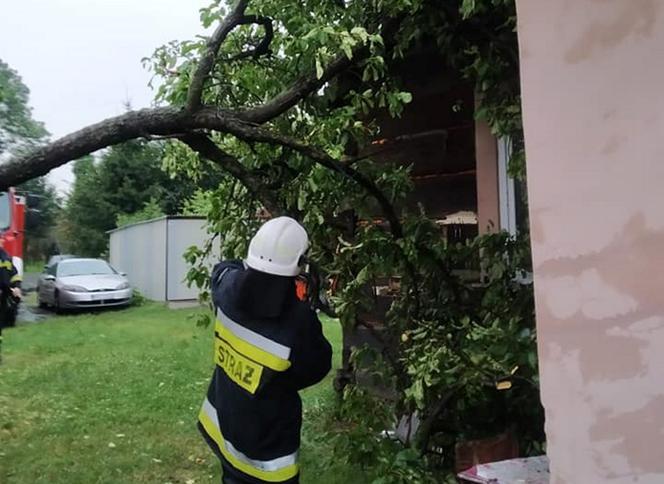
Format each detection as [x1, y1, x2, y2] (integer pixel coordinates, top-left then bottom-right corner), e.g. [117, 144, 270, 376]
[0, 236, 22, 364]
[198, 217, 332, 484]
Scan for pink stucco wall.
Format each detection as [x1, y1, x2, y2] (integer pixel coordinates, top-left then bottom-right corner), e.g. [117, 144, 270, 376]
[516, 0, 664, 482]
[475, 113, 500, 234]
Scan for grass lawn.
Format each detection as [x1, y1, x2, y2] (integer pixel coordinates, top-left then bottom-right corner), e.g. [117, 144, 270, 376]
[0, 303, 364, 484]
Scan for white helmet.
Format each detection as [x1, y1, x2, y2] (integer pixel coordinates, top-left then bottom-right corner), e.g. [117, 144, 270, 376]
[245, 217, 309, 277]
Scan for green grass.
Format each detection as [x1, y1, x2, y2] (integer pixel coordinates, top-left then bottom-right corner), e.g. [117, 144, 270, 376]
[0, 303, 362, 484]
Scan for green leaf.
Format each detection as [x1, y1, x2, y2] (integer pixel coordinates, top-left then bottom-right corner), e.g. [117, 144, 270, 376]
[297, 190, 307, 211]
[341, 42, 353, 60]
[460, 0, 477, 18]
[315, 56, 324, 79]
[399, 92, 413, 104]
[527, 350, 537, 368]
[351, 26, 369, 43]
[355, 265, 371, 285]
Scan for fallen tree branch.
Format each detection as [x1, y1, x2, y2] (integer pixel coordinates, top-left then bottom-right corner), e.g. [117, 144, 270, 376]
[179, 133, 281, 216]
[1, 14, 397, 187]
[0, 9, 408, 238]
[238, 44, 370, 124]
[227, 15, 274, 62]
[0, 103, 402, 245]
[0, 107, 189, 189]
[238, 14, 406, 124]
[186, 0, 251, 111]
[414, 385, 464, 454]
[206, 118, 404, 239]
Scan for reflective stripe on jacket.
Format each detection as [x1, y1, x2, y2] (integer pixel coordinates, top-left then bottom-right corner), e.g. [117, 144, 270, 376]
[0, 249, 20, 290]
[199, 397, 299, 482]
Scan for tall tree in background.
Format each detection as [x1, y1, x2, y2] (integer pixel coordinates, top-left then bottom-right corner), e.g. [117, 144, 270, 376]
[96, 139, 222, 218]
[1, 59, 61, 262]
[20, 177, 61, 261]
[57, 156, 112, 257]
[58, 139, 224, 256]
[1, 64, 220, 258]
[0, 59, 47, 158]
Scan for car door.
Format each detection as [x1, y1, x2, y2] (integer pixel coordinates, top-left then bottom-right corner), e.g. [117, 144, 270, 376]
[37, 265, 49, 303]
[40, 263, 58, 304]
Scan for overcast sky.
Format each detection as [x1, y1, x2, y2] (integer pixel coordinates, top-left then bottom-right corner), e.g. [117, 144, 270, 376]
[0, 0, 211, 194]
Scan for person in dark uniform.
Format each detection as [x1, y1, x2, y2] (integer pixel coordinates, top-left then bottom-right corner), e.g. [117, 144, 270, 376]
[0, 236, 22, 364]
[198, 217, 332, 484]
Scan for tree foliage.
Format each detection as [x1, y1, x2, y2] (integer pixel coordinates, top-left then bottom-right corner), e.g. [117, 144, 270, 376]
[3, 0, 540, 479]
[57, 156, 111, 257]
[0, 59, 47, 160]
[0, 59, 61, 261]
[19, 177, 61, 261]
[157, 0, 539, 478]
[116, 198, 165, 228]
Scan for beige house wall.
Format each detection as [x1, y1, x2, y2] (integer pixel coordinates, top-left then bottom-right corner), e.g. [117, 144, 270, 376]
[516, 0, 664, 482]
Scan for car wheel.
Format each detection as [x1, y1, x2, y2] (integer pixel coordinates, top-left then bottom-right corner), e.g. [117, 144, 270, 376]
[53, 290, 62, 314]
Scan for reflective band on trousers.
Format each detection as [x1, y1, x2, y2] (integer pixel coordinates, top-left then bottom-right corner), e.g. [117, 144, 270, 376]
[199, 397, 299, 482]
[216, 308, 291, 371]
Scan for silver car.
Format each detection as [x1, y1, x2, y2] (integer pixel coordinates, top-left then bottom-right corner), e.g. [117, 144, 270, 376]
[37, 258, 132, 311]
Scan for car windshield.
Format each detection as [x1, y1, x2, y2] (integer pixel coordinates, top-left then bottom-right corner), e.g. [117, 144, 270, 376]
[57, 260, 116, 277]
[0, 192, 10, 231]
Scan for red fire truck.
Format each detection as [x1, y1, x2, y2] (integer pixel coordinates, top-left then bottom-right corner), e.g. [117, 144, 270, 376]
[0, 187, 26, 280]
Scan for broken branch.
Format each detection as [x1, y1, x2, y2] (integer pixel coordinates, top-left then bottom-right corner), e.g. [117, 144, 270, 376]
[0, 106, 189, 190]
[186, 0, 251, 111]
[227, 15, 274, 61]
[201, 117, 404, 239]
[179, 133, 282, 216]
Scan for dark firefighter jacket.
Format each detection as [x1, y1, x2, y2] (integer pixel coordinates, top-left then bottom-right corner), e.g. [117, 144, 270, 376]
[198, 260, 332, 483]
[0, 248, 21, 327]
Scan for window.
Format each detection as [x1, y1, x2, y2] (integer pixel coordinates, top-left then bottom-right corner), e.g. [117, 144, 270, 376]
[57, 260, 116, 277]
[0, 192, 10, 231]
[497, 138, 517, 235]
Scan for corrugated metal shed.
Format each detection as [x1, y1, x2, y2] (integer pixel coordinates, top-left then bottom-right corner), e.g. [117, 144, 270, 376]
[108, 216, 210, 302]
